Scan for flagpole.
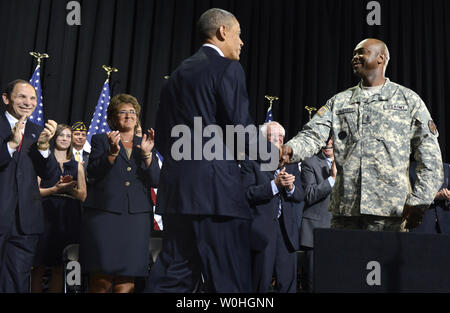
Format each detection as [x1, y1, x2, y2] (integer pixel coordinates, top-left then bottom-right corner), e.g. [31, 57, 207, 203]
[264, 95, 279, 122]
[28, 52, 49, 126]
[85, 65, 118, 152]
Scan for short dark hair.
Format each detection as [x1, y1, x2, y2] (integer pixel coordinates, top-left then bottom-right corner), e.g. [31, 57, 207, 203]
[197, 8, 236, 42]
[107, 94, 141, 131]
[3, 79, 36, 99]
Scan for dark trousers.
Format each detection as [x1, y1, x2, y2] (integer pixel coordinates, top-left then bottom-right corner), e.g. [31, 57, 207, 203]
[299, 246, 314, 292]
[409, 207, 440, 234]
[0, 209, 38, 293]
[145, 214, 252, 293]
[252, 217, 297, 293]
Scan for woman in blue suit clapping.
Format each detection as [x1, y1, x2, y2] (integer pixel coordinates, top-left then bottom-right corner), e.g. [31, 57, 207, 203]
[80, 94, 159, 293]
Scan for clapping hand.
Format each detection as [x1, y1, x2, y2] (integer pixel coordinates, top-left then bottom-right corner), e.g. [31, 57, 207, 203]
[107, 131, 121, 155]
[8, 116, 26, 149]
[435, 188, 450, 201]
[55, 175, 77, 193]
[275, 167, 296, 191]
[137, 128, 155, 156]
[37, 120, 58, 147]
[330, 160, 337, 180]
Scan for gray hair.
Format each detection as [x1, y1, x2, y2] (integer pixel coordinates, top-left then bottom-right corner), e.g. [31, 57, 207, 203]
[197, 8, 236, 42]
[260, 121, 285, 138]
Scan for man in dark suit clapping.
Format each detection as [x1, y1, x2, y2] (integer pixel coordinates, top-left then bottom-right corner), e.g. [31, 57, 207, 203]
[0, 79, 57, 292]
[241, 121, 305, 293]
[299, 138, 336, 292]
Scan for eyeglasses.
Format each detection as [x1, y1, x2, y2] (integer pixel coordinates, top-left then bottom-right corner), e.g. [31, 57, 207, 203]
[118, 110, 137, 115]
[323, 146, 333, 150]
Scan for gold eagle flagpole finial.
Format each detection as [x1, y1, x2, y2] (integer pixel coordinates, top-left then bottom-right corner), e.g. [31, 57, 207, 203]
[102, 65, 118, 82]
[264, 95, 279, 111]
[305, 106, 317, 121]
[29, 52, 49, 66]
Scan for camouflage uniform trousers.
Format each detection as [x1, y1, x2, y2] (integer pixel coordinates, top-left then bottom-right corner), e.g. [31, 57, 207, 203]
[331, 215, 406, 232]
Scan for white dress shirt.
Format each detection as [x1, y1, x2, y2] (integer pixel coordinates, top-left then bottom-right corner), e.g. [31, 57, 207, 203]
[202, 43, 225, 57]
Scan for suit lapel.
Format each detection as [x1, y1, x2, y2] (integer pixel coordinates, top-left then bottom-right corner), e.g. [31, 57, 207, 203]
[264, 168, 276, 180]
[17, 122, 37, 164]
[24, 121, 39, 141]
[0, 113, 18, 162]
[118, 135, 141, 164]
[316, 152, 330, 179]
[0, 113, 12, 138]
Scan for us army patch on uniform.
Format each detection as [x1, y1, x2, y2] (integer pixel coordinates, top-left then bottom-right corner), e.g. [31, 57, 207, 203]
[428, 120, 438, 135]
[383, 104, 407, 111]
[317, 106, 327, 117]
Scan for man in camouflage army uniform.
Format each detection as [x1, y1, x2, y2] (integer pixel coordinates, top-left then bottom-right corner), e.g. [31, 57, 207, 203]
[281, 38, 443, 232]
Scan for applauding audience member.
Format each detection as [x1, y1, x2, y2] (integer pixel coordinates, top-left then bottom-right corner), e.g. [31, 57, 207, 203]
[80, 94, 159, 293]
[71, 122, 89, 171]
[410, 161, 450, 234]
[31, 124, 86, 293]
[298, 138, 335, 292]
[0, 79, 57, 292]
[241, 121, 305, 293]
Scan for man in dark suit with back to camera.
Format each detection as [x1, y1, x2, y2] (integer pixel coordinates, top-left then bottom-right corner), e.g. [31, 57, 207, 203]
[0, 79, 57, 292]
[147, 8, 263, 293]
[299, 137, 336, 292]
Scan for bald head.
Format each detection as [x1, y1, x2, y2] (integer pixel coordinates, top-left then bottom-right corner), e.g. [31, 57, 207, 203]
[352, 38, 390, 85]
[355, 38, 390, 67]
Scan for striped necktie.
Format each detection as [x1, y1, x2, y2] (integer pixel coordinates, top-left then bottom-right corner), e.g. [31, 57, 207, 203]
[274, 169, 282, 219]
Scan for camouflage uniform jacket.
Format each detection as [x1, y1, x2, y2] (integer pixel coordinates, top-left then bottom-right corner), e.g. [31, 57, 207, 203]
[286, 78, 443, 217]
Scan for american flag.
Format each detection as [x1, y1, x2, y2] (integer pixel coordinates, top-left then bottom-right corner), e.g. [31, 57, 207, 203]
[85, 79, 112, 152]
[28, 65, 44, 126]
[265, 103, 273, 122]
[151, 151, 164, 231]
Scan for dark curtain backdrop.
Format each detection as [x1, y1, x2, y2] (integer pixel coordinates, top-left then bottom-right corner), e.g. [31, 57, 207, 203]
[0, 0, 449, 162]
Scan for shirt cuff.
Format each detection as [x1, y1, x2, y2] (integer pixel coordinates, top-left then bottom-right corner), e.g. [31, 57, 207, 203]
[39, 148, 50, 158]
[328, 176, 335, 187]
[271, 180, 279, 195]
[7, 143, 16, 158]
[286, 185, 296, 197]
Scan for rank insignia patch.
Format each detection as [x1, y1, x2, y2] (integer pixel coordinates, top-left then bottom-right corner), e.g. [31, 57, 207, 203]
[428, 120, 437, 135]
